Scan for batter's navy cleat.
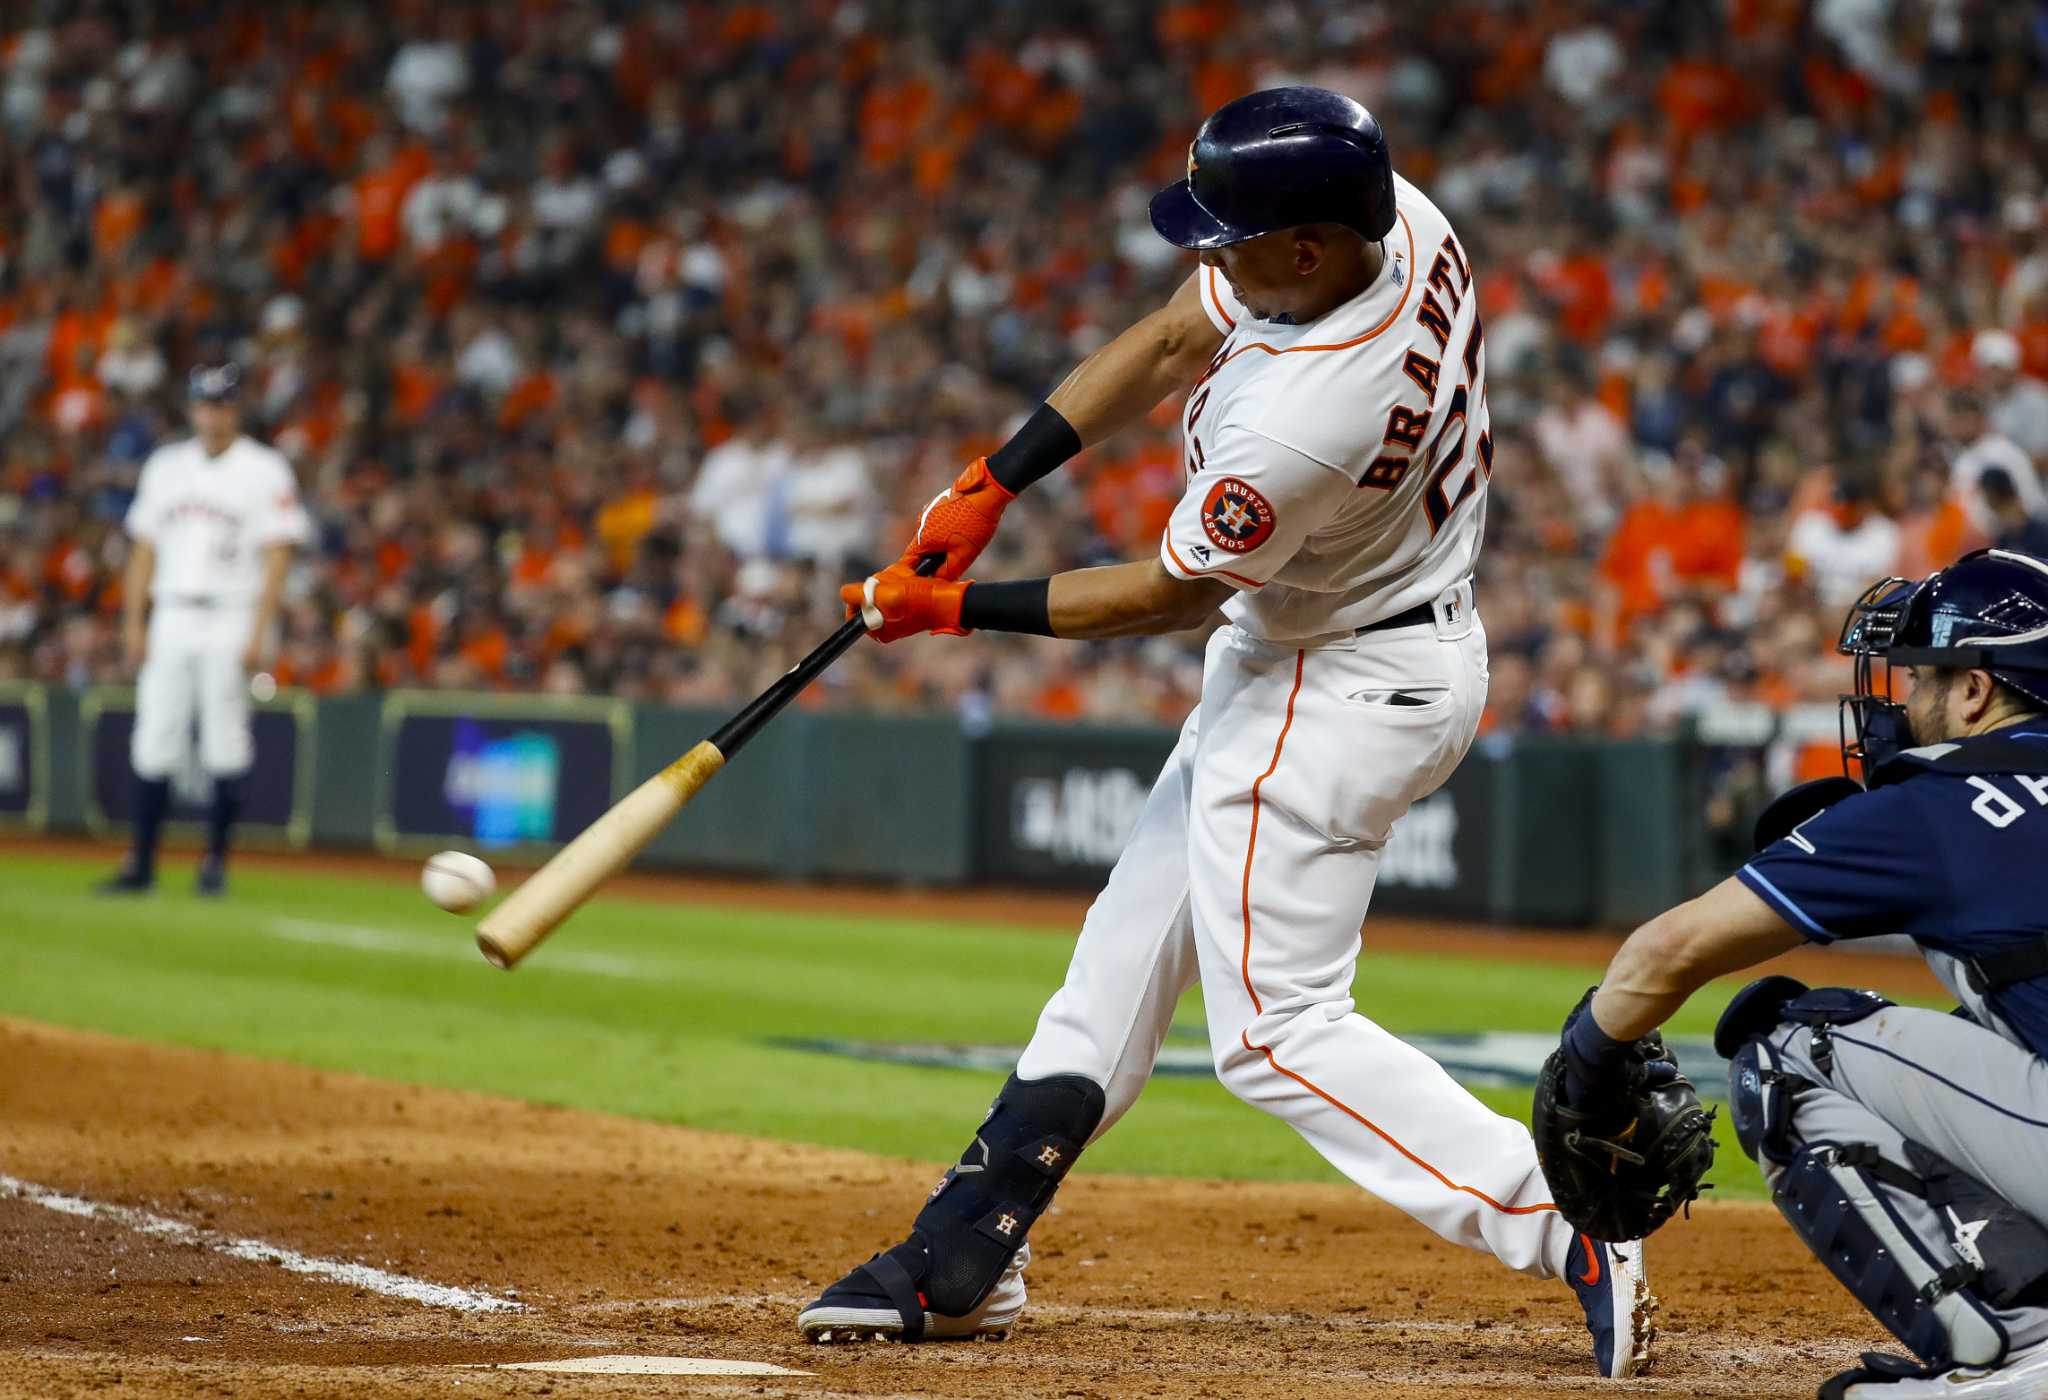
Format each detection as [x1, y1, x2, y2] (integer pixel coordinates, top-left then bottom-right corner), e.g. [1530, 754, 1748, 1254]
[1567, 1232, 1656, 1378]
[798, 1238, 1029, 1344]
[1823, 1340, 2048, 1399]
[194, 856, 226, 897]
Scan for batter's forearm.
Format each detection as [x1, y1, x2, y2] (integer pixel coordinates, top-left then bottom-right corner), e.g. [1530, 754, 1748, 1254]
[1046, 273, 1223, 450]
[975, 273, 1220, 497]
[961, 560, 1227, 639]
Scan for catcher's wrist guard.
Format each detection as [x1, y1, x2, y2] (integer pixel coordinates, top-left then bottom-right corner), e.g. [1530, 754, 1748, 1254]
[1561, 991, 1629, 1104]
[1534, 990, 1717, 1243]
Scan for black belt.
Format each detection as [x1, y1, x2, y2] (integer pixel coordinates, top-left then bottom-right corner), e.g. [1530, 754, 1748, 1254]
[1356, 600, 1438, 636]
[1963, 937, 2048, 995]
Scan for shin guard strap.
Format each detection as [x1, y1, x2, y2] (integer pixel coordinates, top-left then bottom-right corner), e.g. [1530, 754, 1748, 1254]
[854, 1249, 926, 1342]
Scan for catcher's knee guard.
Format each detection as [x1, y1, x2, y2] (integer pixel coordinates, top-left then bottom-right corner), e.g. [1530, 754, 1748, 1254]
[1721, 979, 1895, 1167]
[907, 1072, 1105, 1316]
[1772, 1140, 2042, 1369]
[1715, 977, 1892, 1077]
[1727, 1037, 1807, 1166]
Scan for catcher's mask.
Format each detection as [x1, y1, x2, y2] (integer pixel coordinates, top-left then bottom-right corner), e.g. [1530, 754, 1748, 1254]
[1838, 548, 2048, 781]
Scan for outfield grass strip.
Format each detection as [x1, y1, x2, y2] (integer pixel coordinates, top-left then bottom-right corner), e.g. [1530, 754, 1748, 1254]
[0, 1173, 525, 1314]
[269, 916, 644, 977]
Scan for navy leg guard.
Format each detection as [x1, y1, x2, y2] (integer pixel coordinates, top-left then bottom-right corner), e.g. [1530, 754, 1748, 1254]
[801, 1073, 1106, 1341]
[908, 1072, 1105, 1315]
[1776, 1143, 2007, 1369]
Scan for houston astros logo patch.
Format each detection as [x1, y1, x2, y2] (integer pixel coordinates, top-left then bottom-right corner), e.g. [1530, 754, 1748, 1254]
[1200, 478, 1276, 553]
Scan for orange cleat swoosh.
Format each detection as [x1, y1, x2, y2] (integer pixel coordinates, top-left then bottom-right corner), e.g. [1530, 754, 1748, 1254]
[1576, 1234, 1602, 1287]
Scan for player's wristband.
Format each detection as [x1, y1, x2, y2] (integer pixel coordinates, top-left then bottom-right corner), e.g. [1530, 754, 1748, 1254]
[1562, 997, 1631, 1104]
[986, 403, 1082, 494]
[959, 579, 1054, 637]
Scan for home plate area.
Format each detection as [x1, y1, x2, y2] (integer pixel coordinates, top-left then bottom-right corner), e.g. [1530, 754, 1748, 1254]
[479, 1356, 812, 1376]
[0, 1020, 1887, 1399]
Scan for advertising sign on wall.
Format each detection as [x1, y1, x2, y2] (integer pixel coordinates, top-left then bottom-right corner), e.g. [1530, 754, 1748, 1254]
[377, 696, 628, 850]
[85, 691, 310, 841]
[974, 724, 1496, 917]
[0, 685, 43, 826]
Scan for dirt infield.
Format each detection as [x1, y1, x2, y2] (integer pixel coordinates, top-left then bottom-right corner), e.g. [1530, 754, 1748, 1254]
[0, 1018, 1886, 1400]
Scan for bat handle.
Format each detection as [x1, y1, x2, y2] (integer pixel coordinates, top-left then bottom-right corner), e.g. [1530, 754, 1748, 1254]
[704, 553, 944, 759]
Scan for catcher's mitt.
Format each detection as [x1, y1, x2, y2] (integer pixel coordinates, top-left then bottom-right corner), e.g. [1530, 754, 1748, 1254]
[1533, 1025, 1717, 1243]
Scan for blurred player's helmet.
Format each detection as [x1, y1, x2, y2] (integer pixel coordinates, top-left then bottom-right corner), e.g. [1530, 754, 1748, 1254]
[187, 362, 241, 402]
[1838, 548, 2048, 778]
[1150, 86, 1397, 251]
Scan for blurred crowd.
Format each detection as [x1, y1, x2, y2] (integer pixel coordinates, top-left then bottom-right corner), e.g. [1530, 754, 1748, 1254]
[4, 0, 2048, 739]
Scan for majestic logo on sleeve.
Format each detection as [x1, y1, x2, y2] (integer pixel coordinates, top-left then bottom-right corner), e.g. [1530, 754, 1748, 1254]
[1200, 478, 1276, 554]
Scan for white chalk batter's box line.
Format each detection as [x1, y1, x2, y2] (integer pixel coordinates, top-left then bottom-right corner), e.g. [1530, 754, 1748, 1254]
[568, 1291, 1849, 1374]
[0, 1173, 523, 1314]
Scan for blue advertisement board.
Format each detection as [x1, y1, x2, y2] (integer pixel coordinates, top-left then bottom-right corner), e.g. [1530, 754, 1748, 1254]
[0, 690, 40, 825]
[86, 693, 309, 841]
[378, 698, 626, 849]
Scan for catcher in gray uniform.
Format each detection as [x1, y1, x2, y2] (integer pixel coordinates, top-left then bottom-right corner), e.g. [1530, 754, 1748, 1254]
[1539, 549, 2048, 1400]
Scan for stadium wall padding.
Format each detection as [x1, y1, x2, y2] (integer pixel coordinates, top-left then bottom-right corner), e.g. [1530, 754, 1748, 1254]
[12, 683, 1736, 927]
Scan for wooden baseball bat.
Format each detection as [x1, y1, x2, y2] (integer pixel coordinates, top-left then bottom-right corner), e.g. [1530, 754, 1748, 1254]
[475, 557, 938, 970]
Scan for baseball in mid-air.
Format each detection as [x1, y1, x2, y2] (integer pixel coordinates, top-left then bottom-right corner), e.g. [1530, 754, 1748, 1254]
[421, 850, 495, 913]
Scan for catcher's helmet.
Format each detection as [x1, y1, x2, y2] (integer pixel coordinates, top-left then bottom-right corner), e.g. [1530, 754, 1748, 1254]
[1150, 86, 1397, 251]
[1839, 548, 2048, 776]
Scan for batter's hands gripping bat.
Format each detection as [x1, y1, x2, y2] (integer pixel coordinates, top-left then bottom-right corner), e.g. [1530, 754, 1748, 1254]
[474, 556, 941, 969]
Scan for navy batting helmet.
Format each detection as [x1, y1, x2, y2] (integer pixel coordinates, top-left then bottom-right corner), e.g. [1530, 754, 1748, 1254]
[1150, 87, 1397, 251]
[1839, 548, 2048, 774]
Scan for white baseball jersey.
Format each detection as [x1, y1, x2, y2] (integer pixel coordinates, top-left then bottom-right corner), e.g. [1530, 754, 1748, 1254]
[126, 435, 312, 604]
[1010, 173, 1578, 1296]
[125, 434, 310, 778]
[1160, 174, 1489, 642]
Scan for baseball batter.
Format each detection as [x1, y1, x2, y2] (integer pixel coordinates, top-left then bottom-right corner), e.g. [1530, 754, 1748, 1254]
[1550, 548, 2048, 1400]
[800, 88, 1650, 1378]
[101, 364, 308, 896]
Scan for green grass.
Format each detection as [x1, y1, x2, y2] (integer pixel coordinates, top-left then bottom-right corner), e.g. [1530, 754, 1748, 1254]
[0, 849, 1801, 1199]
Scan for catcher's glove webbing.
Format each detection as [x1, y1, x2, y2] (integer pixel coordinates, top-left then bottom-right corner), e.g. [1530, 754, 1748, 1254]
[1533, 990, 1717, 1242]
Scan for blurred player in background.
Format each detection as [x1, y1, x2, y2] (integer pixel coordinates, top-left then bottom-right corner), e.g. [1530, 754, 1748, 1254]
[100, 365, 309, 896]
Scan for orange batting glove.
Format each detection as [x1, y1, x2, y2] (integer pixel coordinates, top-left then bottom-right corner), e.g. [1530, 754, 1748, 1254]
[895, 456, 1014, 580]
[842, 565, 971, 643]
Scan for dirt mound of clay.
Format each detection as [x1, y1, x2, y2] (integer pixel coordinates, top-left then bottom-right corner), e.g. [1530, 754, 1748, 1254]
[0, 1018, 1882, 1399]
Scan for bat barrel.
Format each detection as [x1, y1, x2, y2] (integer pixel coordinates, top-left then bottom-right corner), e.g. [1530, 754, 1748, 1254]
[473, 740, 726, 969]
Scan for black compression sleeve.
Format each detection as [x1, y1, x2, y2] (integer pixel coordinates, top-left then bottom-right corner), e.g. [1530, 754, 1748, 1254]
[959, 579, 1055, 636]
[985, 403, 1083, 494]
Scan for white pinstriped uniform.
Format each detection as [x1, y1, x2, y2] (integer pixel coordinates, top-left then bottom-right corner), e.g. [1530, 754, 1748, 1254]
[1018, 174, 1579, 1279]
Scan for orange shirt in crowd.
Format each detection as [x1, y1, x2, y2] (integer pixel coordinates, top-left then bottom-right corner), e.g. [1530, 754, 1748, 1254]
[1657, 58, 1749, 140]
[459, 626, 510, 680]
[93, 190, 145, 259]
[1598, 494, 1746, 634]
[353, 146, 430, 260]
[595, 488, 658, 574]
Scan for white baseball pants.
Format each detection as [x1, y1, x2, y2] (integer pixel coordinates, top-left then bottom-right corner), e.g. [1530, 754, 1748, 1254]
[132, 601, 254, 779]
[1016, 599, 1575, 1279]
